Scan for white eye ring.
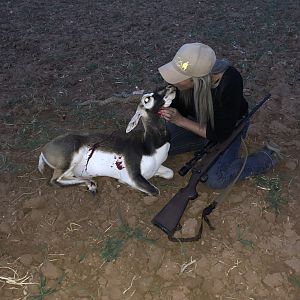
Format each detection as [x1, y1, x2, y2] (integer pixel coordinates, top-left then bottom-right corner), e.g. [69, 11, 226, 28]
[141, 93, 154, 109]
[143, 96, 154, 108]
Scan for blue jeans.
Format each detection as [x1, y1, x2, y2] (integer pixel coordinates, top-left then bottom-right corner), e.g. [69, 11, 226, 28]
[167, 121, 275, 189]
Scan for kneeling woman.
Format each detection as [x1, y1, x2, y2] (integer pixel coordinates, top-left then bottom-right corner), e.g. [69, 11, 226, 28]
[158, 42, 279, 189]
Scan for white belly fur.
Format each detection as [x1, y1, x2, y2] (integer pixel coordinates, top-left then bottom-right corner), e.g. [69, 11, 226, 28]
[140, 143, 170, 179]
[72, 143, 170, 185]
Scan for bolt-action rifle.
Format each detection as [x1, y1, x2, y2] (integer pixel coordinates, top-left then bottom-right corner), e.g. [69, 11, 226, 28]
[152, 94, 271, 242]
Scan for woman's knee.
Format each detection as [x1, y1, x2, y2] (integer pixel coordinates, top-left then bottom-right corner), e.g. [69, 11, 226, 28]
[205, 173, 229, 189]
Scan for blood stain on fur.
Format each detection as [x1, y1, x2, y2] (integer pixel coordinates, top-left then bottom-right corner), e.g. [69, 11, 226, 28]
[115, 161, 124, 170]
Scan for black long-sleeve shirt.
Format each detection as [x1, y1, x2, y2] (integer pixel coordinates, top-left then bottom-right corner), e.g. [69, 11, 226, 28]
[170, 66, 248, 142]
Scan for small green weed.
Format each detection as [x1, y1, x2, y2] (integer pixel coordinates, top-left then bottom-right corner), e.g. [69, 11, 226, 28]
[68, 105, 117, 129]
[30, 273, 65, 300]
[237, 224, 254, 248]
[149, 285, 162, 296]
[288, 275, 300, 289]
[15, 118, 52, 150]
[100, 237, 124, 262]
[0, 153, 23, 174]
[0, 153, 10, 173]
[82, 63, 98, 73]
[117, 224, 155, 243]
[154, 181, 180, 189]
[99, 224, 155, 262]
[255, 175, 287, 214]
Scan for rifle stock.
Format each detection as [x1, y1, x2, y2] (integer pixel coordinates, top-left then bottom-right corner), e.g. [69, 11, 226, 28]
[152, 94, 271, 239]
[151, 172, 201, 235]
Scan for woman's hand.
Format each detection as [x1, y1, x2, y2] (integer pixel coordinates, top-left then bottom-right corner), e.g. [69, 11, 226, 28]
[160, 107, 184, 126]
[160, 108, 207, 138]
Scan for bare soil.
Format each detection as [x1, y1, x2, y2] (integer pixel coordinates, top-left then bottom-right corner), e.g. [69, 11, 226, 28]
[0, 1, 299, 299]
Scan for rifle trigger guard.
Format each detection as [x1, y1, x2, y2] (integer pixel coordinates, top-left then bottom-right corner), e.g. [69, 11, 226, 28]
[200, 174, 208, 182]
[191, 167, 202, 174]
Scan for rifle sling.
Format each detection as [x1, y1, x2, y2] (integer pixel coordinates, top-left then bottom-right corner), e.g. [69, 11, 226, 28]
[168, 200, 218, 242]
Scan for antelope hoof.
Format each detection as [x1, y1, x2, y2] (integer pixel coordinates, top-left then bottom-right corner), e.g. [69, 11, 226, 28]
[148, 186, 160, 197]
[87, 181, 98, 195]
[50, 180, 63, 187]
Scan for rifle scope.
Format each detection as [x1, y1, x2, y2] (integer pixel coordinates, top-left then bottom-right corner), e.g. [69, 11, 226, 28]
[178, 141, 216, 176]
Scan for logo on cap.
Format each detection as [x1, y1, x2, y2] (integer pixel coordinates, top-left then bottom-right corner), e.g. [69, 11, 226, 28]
[175, 57, 190, 72]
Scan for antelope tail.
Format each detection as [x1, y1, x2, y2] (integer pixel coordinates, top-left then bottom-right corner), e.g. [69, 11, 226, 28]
[38, 153, 46, 174]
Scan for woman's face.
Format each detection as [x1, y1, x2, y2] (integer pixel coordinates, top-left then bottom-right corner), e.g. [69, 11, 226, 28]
[173, 78, 194, 90]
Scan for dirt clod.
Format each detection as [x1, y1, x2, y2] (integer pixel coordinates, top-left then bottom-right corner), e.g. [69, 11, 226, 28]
[19, 254, 33, 266]
[41, 261, 63, 280]
[263, 273, 284, 288]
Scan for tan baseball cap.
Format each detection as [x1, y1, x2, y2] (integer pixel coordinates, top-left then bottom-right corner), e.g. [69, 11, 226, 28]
[158, 42, 216, 84]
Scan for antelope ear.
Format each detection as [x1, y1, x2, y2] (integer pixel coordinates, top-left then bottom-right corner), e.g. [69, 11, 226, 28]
[163, 85, 177, 107]
[126, 107, 142, 133]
